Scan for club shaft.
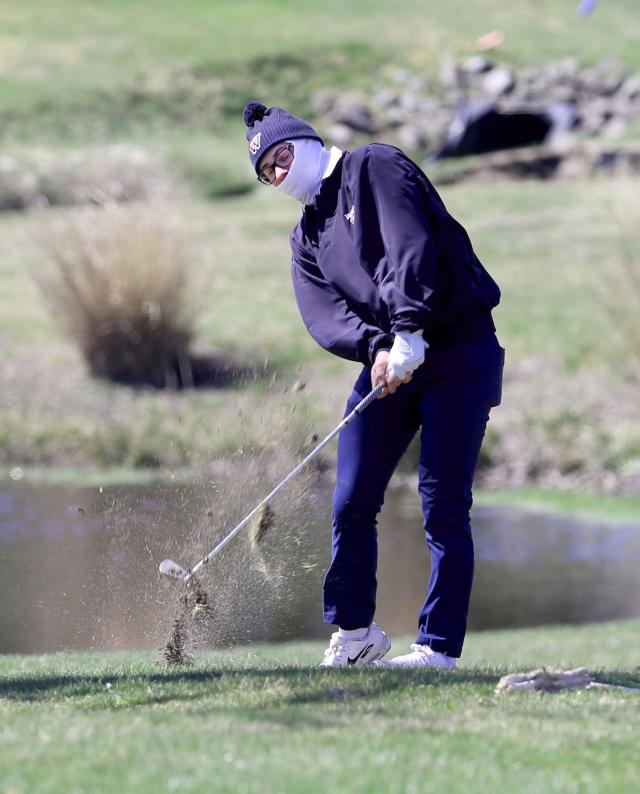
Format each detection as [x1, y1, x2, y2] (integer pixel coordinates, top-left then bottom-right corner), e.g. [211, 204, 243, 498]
[186, 384, 383, 580]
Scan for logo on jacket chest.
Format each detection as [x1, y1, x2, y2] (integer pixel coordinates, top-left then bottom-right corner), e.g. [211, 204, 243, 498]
[344, 205, 356, 225]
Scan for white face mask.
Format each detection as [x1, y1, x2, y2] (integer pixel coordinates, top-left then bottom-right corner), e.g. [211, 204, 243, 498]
[276, 138, 331, 205]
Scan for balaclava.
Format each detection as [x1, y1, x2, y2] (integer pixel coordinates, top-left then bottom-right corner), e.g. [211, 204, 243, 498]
[275, 138, 331, 205]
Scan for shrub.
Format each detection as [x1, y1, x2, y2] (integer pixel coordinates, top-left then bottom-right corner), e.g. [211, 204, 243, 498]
[0, 146, 183, 211]
[34, 205, 198, 388]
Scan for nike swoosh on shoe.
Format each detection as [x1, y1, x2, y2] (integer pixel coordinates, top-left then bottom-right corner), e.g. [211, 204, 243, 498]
[347, 643, 374, 665]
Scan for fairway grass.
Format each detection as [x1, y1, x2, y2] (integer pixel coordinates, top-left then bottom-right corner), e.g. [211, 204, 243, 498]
[3, 0, 640, 146]
[2, 621, 640, 793]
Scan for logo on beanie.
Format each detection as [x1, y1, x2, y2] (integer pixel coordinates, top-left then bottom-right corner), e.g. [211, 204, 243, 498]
[249, 132, 262, 155]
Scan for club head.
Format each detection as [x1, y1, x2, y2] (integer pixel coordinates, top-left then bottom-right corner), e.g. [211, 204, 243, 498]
[159, 559, 190, 581]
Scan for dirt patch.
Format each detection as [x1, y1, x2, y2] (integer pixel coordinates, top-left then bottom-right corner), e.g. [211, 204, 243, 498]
[249, 502, 275, 548]
[161, 578, 212, 667]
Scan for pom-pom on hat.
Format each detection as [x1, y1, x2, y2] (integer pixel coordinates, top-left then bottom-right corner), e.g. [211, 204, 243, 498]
[243, 101, 324, 174]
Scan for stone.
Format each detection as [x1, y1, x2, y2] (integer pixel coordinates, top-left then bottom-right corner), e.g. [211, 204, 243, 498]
[545, 131, 578, 156]
[399, 92, 427, 114]
[382, 106, 407, 129]
[395, 123, 431, 152]
[405, 74, 427, 94]
[579, 67, 604, 96]
[310, 88, 336, 115]
[326, 123, 355, 146]
[391, 68, 412, 85]
[372, 87, 400, 108]
[557, 57, 580, 79]
[601, 117, 628, 140]
[620, 73, 640, 101]
[600, 73, 626, 97]
[332, 95, 376, 132]
[482, 67, 516, 97]
[462, 56, 493, 75]
[439, 58, 460, 89]
[580, 97, 613, 134]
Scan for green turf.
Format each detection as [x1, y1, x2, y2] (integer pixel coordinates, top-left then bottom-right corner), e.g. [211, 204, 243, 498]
[475, 486, 640, 523]
[0, 175, 635, 471]
[1, 1, 638, 482]
[2, 621, 639, 793]
[2, 0, 639, 145]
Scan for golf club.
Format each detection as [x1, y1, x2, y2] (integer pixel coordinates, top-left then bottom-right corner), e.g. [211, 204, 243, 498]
[159, 383, 383, 582]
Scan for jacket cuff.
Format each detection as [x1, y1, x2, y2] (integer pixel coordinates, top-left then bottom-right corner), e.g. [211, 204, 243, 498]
[368, 332, 394, 365]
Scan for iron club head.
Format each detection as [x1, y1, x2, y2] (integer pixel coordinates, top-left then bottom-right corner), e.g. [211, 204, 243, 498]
[159, 559, 190, 581]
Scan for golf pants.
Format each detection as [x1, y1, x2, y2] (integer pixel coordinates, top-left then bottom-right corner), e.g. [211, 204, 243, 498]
[323, 335, 505, 658]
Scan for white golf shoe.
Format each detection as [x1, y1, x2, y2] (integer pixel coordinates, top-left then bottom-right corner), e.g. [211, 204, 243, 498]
[320, 623, 391, 668]
[375, 643, 457, 670]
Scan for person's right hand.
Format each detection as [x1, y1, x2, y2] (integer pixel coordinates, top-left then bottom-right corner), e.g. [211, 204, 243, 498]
[371, 350, 412, 398]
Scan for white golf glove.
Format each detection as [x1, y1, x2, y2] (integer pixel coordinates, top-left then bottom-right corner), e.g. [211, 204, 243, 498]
[386, 330, 428, 381]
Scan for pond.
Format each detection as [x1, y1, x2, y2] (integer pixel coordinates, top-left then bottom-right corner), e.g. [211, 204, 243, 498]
[1, 479, 639, 654]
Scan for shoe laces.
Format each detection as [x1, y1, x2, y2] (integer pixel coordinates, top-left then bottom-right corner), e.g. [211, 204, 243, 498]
[323, 633, 346, 662]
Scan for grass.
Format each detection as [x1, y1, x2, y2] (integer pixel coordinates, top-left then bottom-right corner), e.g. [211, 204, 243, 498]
[0, 176, 637, 477]
[0, 0, 639, 490]
[1, 178, 632, 370]
[35, 205, 196, 386]
[2, 0, 638, 185]
[2, 0, 639, 153]
[475, 487, 640, 523]
[1, 621, 640, 793]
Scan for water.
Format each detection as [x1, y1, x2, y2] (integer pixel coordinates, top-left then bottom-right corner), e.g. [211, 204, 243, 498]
[1, 480, 639, 653]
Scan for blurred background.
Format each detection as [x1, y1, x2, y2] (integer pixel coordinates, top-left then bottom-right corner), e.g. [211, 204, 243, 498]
[1, 0, 639, 654]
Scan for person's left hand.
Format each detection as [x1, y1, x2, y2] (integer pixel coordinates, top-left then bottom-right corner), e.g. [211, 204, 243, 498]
[371, 350, 412, 398]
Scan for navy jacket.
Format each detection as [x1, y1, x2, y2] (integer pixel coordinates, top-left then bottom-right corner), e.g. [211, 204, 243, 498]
[290, 144, 500, 366]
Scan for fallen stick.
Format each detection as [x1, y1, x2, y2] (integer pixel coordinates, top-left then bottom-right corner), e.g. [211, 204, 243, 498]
[496, 667, 640, 694]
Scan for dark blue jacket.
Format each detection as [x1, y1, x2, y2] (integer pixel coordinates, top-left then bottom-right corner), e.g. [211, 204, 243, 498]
[290, 144, 500, 366]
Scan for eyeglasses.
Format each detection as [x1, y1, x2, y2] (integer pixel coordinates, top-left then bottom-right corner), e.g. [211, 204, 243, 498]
[257, 143, 294, 185]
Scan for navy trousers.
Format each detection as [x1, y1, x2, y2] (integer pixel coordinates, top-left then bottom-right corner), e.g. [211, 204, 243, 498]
[323, 336, 505, 658]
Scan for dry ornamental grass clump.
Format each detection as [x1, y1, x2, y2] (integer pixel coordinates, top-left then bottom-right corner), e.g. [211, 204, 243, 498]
[35, 205, 198, 388]
[0, 146, 181, 211]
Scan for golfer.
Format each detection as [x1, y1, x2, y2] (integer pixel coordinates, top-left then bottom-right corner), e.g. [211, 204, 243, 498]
[243, 101, 504, 668]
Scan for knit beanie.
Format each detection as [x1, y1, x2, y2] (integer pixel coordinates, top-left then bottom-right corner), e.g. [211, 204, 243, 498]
[243, 101, 324, 174]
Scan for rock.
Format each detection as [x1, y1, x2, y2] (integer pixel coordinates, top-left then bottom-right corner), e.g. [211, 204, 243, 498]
[557, 57, 580, 79]
[396, 123, 431, 152]
[310, 88, 336, 115]
[594, 145, 640, 176]
[482, 67, 516, 97]
[578, 67, 604, 96]
[601, 117, 628, 140]
[620, 73, 640, 101]
[332, 94, 376, 132]
[600, 73, 626, 97]
[439, 58, 460, 89]
[405, 74, 428, 94]
[391, 68, 412, 85]
[382, 106, 407, 129]
[372, 87, 400, 108]
[399, 92, 427, 114]
[610, 94, 638, 121]
[462, 56, 493, 75]
[580, 97, 613, 134]
[546, 83, 578, 104]
[545, 131, 578, 156]
[326, 123, 355, 146]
